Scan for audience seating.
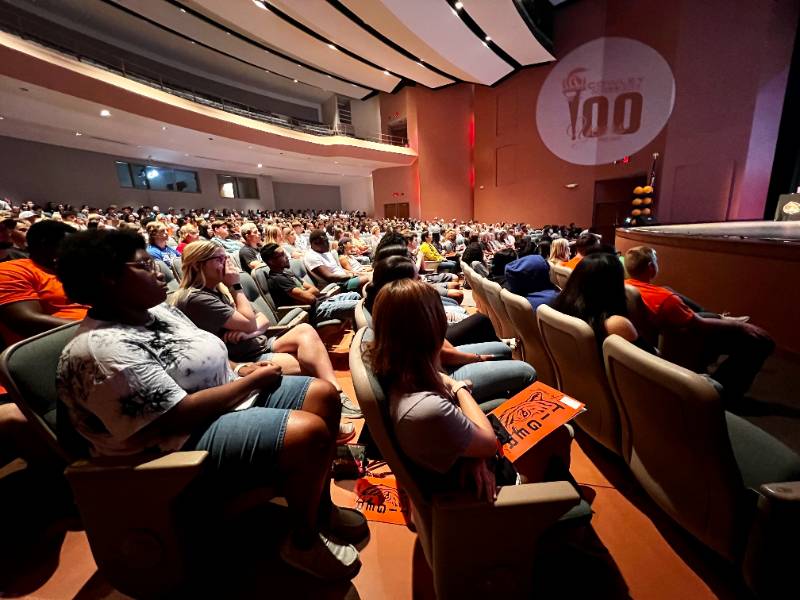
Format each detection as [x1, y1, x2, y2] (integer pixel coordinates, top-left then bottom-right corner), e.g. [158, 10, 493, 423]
[550, 264, 571, 289]
[155, 260, 179, 292]
[238, 272, 307, 334]
[354, 298, 370, 331]
[348, 327, 582, 599]
[171, 256, 183, 281]
[536, 304, 623, 457]
[228, 251, 243, 271]
[250, 267, 345, 333]
[500, 289, 557, 387]
[0, 323, 209, 598]
[602, 334, 800, 597]
[468, 272, 505, 341]
[482, 280, 518, 342]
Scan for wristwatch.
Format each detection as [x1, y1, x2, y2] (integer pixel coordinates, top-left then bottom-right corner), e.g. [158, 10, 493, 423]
[231, 283, 243, 291]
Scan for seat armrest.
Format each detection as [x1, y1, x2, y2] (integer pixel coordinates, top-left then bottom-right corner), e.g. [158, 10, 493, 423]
[430, 481, 580, 599]
[759, 481, 800, 502]
[64, 451, 208, 597]
[265, 325, 290, 336]
[277, 307, 308, 327]
[277, 305, 311, 318]
[321, 283, 340, 297]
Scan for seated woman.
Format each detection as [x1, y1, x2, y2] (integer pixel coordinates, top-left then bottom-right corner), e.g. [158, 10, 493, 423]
[369, 278, 571, 497]
[175, 223, 199, 255]
[145, 221, 179, 266]
[281, 227, 304, 259]
[55, 229, 364, 580]
[552, 252, 641, 348]
[364, 256, 535, 409]
[171, 241, 363, 419]
[338, 238, 371, 274]
[548, 238, 570, 268]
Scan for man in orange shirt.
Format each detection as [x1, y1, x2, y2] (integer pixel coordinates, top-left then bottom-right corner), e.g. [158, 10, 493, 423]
[624, 246, 774, 399]
[561, 233, 600, 269]
[0, 220, 87, 345]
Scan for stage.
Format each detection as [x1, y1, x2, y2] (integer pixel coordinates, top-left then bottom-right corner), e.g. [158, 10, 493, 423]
[615, 221, 800, 353]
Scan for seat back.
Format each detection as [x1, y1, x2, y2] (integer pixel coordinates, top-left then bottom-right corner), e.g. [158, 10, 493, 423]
[250, 267, 280, 313]
[0, 322, 82, 462]
[551, 264, 572, 289]
[354, 298, 370, 330]
[228, 250, 243, 271]
[155, 261, 178, 291]
[536, 304, 622, 456]
[500, 289, 557, 387]
[348, 328, 434, 562]
[603, 334, 745, 559]
[624, 284, 659, 349]
[483, 280, 516, 340]
[469, 274, 502, 338]
[239, 272, 279, 324]
[171, 256, 183, 281]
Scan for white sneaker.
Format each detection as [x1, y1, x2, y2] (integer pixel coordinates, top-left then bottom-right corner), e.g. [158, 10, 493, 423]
[279, 532, 361, 580]
[339, 391, 363, 418]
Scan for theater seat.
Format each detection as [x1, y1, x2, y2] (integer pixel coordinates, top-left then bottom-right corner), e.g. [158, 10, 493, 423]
[551, 264, 571, 289]
[0, 323, 208, 598]
[348, 327, 581, 599]
[536, 305, 623, 457]
[603, 334, 800, 597]
[500, 289, 557, 387]
[482, 280, 518, 342]
[238, 272, 307, 334]
[468, 272, 504, 340]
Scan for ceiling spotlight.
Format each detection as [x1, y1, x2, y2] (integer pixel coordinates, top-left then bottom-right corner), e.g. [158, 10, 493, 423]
[485, 35, 491, 41]
[252, 0, 267, 9]
[0, 116, 4, 120]
[161, 126, 167, 130]
[180, 8, 186, 13]
[257, 163, 263, 168]
[327, 43, 337, 51]
[454, 1, 463, 9]
[383, 70, 390, 76]
[75, 131, 82, 136]
[100, 109, 111, 117]
[184, 153, 189, 157]
[293, 79, 298, 83]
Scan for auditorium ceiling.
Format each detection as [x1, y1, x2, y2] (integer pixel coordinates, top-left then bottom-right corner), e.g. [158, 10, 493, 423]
[1, 0, 558, 101]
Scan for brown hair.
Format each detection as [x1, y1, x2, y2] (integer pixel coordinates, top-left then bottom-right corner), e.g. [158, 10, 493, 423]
[369, 278, 449, 397]
[624, 245, 656, 279]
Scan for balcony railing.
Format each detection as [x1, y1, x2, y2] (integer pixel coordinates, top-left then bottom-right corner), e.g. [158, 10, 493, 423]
[0, 21, 409, 147]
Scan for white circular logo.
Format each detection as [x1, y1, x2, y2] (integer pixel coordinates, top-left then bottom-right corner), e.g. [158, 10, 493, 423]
[536, 37, 675, 166]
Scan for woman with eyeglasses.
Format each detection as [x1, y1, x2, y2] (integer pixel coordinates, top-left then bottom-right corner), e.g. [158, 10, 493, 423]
[171, 241, 363, 421]
[56, 229, 365, 580]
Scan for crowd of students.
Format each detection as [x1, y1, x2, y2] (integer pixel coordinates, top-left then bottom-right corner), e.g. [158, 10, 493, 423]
[0, 198, 776, 582]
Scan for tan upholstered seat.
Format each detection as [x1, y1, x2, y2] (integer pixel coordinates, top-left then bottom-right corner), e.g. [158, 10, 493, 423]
[500, 289, 557, 387]
[551, 264, 572, 289]
[469, 272, 503, 339]
[483, 279, 517, 340]
[348, 327, 580, 599]
[603, 334, 800, 596]
[536, 304, 623, 456]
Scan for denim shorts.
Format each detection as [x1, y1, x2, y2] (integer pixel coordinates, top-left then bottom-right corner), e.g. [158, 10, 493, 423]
[184, 375, 312, 483]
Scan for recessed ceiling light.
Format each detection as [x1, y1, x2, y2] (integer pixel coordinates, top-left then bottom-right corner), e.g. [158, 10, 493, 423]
[100, 109, 111, 117]
[161, 126, 167, 130]
[180, 8, 186, 13]
[383, 70, 390, 76]
[334, 161, 339, 164]
[248, 145, 253, 149]
[252, 0, 267, 9]
[184, 153, 189, 157]
[257, 163, 263, 168]
[293, 79, 298, 83]
[485, 35, 491, 41]
[75, 132, 82, 136]
[454, 1, 463, 9]
[327, 44, 337, 51]
[0, 116, 4, 120]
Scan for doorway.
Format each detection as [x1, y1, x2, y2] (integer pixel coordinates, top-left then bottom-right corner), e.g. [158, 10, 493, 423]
[384, 202, 409, 219]
[592, 175, 647, 245]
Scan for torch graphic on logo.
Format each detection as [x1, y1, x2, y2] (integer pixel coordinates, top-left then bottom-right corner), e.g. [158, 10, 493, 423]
[562, 68, 588, 140]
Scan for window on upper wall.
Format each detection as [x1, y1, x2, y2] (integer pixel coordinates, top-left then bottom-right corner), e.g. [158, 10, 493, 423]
[217, 175, 259, 199]
[115, 161, 200, 193]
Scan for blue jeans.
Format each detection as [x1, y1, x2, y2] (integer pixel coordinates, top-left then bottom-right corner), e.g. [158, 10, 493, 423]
[447, 342, 536, 404]
[184, 375, 312, 485]
[438, 260, 457, 273]
[316, 292, 360, 322]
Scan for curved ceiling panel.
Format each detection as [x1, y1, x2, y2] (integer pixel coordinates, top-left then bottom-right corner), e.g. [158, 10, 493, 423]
[180, 0, 401, 92]
[266, 0, 454, 88]
[461, 0, 555, 65]
[111, 0, 373, 98]
[341, 0, 513, 86]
